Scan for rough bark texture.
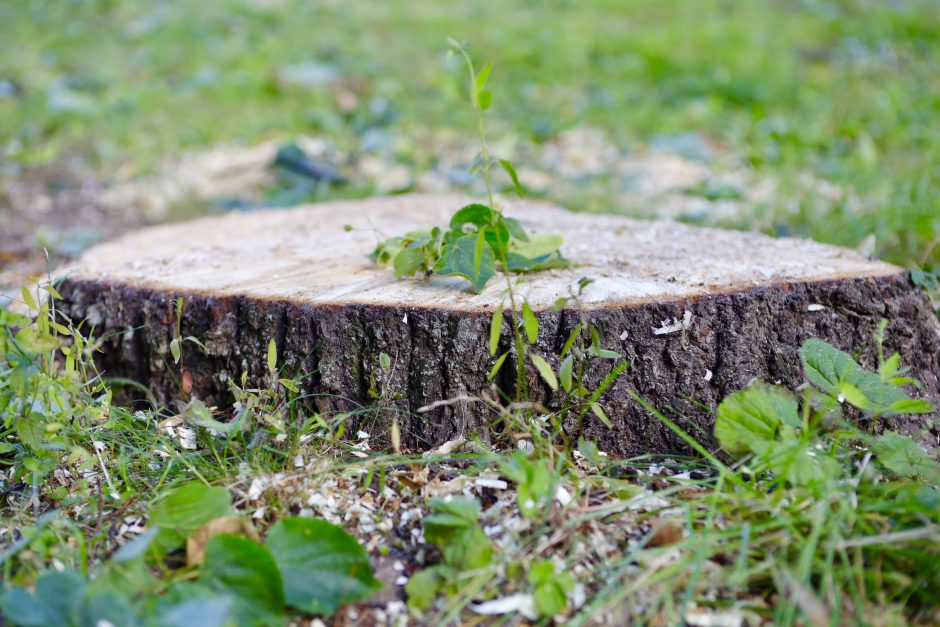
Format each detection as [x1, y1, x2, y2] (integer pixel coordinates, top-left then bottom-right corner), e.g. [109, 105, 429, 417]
[53, 195, 940, 456]
[60, 196, 940, 455]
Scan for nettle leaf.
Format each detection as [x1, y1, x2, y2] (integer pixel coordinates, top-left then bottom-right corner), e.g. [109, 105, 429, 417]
[434, 232, 495, 293]
[751, 438, 837, 487]
[872, 431, 940, 483]
[203, 535, 284, 626]
[715, 384, 800, 455]
[265, 517, 381, 616]
[800, 338, 909, 415]
[149, 483, 234, 553]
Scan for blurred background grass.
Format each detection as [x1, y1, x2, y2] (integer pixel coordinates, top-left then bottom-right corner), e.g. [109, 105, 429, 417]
[0, 0, 937, 267]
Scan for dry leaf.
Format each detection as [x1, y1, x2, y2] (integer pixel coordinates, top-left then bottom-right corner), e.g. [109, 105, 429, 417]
[646, 517, 684, 547]
[186, 516, 261, 567]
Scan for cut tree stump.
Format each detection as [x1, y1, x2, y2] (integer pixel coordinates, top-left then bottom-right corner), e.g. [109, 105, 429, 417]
[56, 194, 940, 455]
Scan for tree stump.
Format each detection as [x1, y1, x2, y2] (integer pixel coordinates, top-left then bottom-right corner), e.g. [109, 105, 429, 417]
[56, 195, 940, 455]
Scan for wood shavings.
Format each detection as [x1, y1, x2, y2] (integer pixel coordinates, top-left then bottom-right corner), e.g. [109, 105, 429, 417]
[653, 310, 693, 335]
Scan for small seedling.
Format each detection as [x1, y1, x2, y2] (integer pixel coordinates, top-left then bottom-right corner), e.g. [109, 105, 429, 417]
[370, 40, 569, 293]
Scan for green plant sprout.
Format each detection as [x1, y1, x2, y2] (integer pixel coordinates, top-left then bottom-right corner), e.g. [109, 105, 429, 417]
[370, 39, 569, 293]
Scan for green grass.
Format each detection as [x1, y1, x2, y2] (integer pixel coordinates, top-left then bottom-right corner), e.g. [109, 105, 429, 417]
[2, 2, 940, 625]
[1, 0, 939, 266]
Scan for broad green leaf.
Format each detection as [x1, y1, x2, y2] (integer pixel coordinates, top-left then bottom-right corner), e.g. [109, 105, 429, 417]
[478, 89, 492, 110]
[267, 339, 277, 372]
[530, 353, 558, 391]
[170, 338, 181, 364]
[751, 438, 837, 487]
[838, 381, 868, 409]
[423, 497, 480, 545]
[158, 596, 235, 627]
[887, 399, 934, 414]
[393, 246, 425, 278]
[149, 483, 233, 553]
[405, 565, 447, 610]
[442, 526, 493, 570]
[489, 307, 503, 357]
[1, 570, 87, 627]
[800, 338, 908, 415]
[505, 251, 569, 272]
[204, 535, 284, 625]
[499, 159, 525, 198]
[504, 216, 529, 241]
[529, 561, 573, 617]
[715, 384, 800, 455]
[434, 233, 496, 293]
[265, 518, 381, 616]
[872, 432, 940, 483]
[449, 203, 494, 230]
[522, 301, 538, 344]
[559, 354, 573, 392]
[510, 233, 564, 260]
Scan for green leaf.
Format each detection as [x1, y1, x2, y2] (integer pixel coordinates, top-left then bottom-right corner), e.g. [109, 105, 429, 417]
[478, 89, 492, 110]
[522, 301, 539, 344]
[715, 384, 800, 455]
[751, 438, 838, 487]
[393, 246, 425, 278]
[20, 286, 38, 311]
[423, 497, 480, 545]
[872, 432, 940, 483]
[149, 483, 233, 553]
[529, 561, 573, 617]
[1, 570, 87, 627]
[591, 403, 612, 428]
[503, 216, 529, 242]
[489, 307, 503, 357]
[474, 61, 492, 92]
[449, 203, 494, 230]
[800, 338, 908, 415]
[442, 526, 493, 570]
[379, 352, 392, 371]
[204, 535, 284, 625]
[488, 352, 509, 381]
[434, 233, 496, 293]
[170, 338, 181, 364]
[499, 159, 525, 198]
[559, 354, 573, 393]
[838, 381, 868, 409]
[112, 527, 159, 562]
[887, 399, 934, 414]
[530, 353, 558, 391]
[405, 565, 448, 611]
[158, 596, 235, 627]
[265, 517, 381, 616]
[510, 233, 564, 260]
[267, 339, 277, 372]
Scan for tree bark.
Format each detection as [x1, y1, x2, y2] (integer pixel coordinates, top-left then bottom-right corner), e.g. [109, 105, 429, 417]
[55, 195, 940, 456]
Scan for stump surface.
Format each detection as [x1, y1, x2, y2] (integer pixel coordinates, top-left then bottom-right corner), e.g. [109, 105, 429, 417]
[58, 195, 940, 454]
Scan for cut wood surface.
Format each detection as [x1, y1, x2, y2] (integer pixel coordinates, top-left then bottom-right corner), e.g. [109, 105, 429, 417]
[57, 194, 940, 455]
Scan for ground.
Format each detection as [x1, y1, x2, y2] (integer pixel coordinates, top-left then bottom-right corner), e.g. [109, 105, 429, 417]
[1, 1, 939, 626]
